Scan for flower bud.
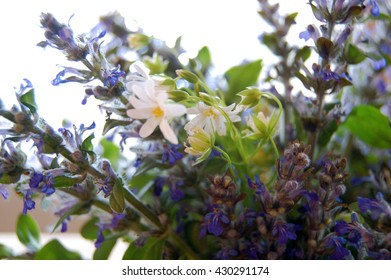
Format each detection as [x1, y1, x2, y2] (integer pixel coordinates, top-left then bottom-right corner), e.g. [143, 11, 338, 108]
[168, 90, 190, 102]
[238, 88, 262, 108]
[176, 69, 200, 84]
[127, 33, 150, 49]
[184, 128, 214, 165]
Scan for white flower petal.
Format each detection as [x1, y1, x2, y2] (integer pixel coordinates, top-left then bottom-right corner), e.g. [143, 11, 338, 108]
[165, 103, 187, 117]
[155, 92, 168, 104]
[159, 118, 178, 144]
[139, 117, 160, 138]
[129, 96, 149, 109]
[132, 84, 147, 99]
[127, 107, 153, 119]
[184, 114, 205, 134]
[215, 118, 227, 136]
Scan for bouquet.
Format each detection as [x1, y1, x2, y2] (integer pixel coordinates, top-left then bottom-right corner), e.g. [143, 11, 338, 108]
[0, 0, 390, 260]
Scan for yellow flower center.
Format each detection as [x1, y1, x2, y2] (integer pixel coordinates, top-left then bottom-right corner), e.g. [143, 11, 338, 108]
[204, 107, 218, 119]
[152, 106, 164, 118]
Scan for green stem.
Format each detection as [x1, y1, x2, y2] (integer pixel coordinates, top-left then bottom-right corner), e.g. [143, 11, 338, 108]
[269, 136, 280, 159]
[213, 145, 234, 175]
[122, 187, 164, 230]
[170, 231, 199, 260]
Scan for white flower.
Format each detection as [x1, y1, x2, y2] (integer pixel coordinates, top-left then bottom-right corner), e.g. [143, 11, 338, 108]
[125, 62, 168, 96]
[184, 102, 241, 136]
[126, 75, 186, 144]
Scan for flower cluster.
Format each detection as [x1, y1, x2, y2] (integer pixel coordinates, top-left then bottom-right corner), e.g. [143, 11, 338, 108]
[0, 0, 390, 260]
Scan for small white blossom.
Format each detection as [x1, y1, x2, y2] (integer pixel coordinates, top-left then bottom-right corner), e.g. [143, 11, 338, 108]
[184, 102, 241, 136]
[126, 69, 186, 144]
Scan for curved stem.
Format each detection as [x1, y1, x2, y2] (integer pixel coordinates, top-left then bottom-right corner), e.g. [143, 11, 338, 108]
[213, 145, 235, 175]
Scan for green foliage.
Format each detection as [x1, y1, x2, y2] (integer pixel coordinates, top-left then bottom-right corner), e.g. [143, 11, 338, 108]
[81, 217, 100, 240]
[224, 60, 263, 102]
[102, 119, 131, 136]
[93, 237, 117, 260]
[52, 202, 91, 232]
[196, 46, 211, 71]
[19, 89, 38, 115]
[109, 178, 125, 213]
[100, 138, 121, 168]
[35, 239, 82, 260]
[16, 214, 41, 252]
[53, 175, 85, 188]
[0, 244, 13, 259]
[318, 119, 338, 147]
[345, 44, 367, 64]
[123, 237, 165, 260]
[343, 105, 391, 149]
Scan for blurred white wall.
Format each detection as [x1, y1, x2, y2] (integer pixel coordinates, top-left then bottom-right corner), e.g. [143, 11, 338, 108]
[0, 0, 310, 232]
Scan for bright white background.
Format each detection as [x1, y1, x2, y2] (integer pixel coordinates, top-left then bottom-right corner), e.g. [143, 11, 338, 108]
[0, 0, 311, 258]
[0, 0, 310, 129]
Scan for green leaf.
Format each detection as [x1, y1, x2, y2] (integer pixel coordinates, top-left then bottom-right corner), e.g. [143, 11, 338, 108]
[100, 138, 121, 168]
[224, 60, 262, 99]
[0, 244, 13, 259]
[261, 33, 280, 55]
[345, 44, 367, 64]
[295, 71, 312, 90]
[19, 89, 38, 114]
[93, 237, 117, 260]
[195, 46, 211, 72]
[102, 119, 131, 136]
[52, 201, 91, 232]
[296, 46, 312, 62]
[285, 12, 298, 28]
[81, 133, 95, 152]
[16, 214, 41, 251]
[110, 178, 125, 213]
[0, 171, 23, 184]
[35, 239, 82, 260]
[316, 37, 334, 59]
[53, 174, 84, 188]
[123, 237, 165, 260]
[81, 217, 100, 240]
[343, 105, 391, 149]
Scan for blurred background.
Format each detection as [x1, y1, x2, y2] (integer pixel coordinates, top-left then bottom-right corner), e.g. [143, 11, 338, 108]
[0, 0, 310, 233]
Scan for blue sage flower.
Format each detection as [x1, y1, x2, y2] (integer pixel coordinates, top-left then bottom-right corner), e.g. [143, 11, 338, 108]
[162, 144, 183, 165]
[153, 176, 166, 197]
[369, 0, 380, 17]
[0, 185, 8, 200]
[358, 192, 391, 220]
[272, 220, 297, 244]
[324, 235, 351, 259]
[169, 179, 185, 201]
[204, 208, 230, 236]
[94, 228, 105, 248]
[29, 172, 44, 189]
[299, 24, 320, 42]
[41, 174, 55, 195]
[102, 65, 125, 88]
[23, 189, 35, 214]
[372, 58, 386, 71]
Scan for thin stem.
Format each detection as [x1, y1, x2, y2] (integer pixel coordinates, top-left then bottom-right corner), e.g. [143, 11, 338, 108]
[122, 187, 163, 230]
[170, 231, 199, 260]
[213, 145, 235, 175]
[269, 136, 280, 159]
